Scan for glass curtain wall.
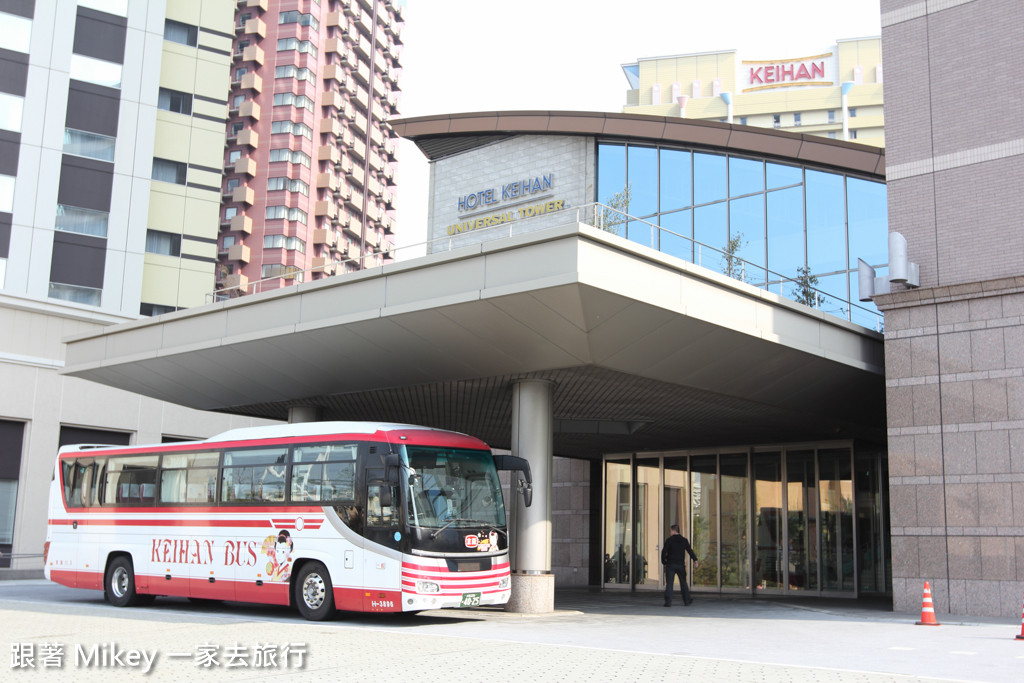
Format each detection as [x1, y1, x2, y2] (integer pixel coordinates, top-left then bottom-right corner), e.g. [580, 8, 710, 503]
[604, 444, 884, 597]
[596, 142, 888, 330]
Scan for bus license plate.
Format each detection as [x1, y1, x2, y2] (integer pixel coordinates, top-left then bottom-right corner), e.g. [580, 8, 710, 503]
[459, 592, 481, 607]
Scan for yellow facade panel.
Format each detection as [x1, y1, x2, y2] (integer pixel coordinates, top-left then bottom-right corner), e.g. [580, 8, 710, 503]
[141, 257, 183, 306]
[160, 49, 199, 94]
[182, 197, 220, 240]
[175, 265, 216, 309]
[165, 0, 202, 25]
[194, 56, 231, 102]
[198, 0, 235, 32]
[152, 118, 192, 162]
[148, 188, 187, 233]
[181, 238, 216, 260]
[188, 127, 227, 169]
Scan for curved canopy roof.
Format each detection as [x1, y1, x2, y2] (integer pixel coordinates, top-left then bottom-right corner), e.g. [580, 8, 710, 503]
[391, 110, 885, 179]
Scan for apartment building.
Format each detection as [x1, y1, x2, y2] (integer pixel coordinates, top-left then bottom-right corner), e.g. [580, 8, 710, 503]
[622, 37, 883, 147]
[0, 0, 270, 574]
[218, 0, 402, 296]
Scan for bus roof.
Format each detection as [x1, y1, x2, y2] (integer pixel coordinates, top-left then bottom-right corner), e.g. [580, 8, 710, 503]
[56, 421, 489, 457]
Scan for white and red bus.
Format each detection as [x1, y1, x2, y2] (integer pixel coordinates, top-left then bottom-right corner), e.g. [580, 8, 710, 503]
[44, 422, 532, 620]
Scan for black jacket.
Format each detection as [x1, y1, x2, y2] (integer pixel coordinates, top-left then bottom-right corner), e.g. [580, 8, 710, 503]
[661, 533, 697, 565]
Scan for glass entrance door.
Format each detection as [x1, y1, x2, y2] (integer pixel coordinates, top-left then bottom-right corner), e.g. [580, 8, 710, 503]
[753, 452, 783, 591]
[603, 459, 631, 586]
[635, 458, 660, 588]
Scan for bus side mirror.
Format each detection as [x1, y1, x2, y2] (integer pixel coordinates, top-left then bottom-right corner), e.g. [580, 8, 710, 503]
[382, 452, 402, 486]
[492, 454, 533, 508]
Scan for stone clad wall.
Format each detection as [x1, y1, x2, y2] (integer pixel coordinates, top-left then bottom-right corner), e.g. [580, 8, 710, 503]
[879, 281, 1024, 616]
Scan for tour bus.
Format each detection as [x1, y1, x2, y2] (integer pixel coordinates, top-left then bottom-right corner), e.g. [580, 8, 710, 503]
[44, 422, 532, 620]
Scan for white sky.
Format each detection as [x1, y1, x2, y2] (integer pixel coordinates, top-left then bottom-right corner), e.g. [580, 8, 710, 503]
[392, 0, 882, 247]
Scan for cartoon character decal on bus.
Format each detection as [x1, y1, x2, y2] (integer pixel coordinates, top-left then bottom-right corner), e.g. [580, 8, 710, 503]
[262, 530, 293, 582]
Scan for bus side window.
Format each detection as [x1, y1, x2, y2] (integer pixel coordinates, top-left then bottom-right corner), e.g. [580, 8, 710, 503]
[366, 483, 399, 528]
[62, 459, 75, 506]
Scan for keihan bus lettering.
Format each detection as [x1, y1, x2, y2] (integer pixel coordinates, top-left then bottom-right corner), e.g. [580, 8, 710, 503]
[44, 422, 533, 621]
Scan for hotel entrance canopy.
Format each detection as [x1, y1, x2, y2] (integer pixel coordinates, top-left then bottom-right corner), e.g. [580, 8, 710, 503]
[61, 222, 885, 458]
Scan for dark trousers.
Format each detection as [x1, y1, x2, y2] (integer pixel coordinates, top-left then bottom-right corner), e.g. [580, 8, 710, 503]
[664, 564, 691, 605]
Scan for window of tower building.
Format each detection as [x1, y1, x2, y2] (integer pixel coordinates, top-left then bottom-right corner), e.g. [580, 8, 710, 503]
[224, 208, 237, 222]
[157, 87, 192, 115]
[0, 93, 24, 133]
[0, 174, 13, 213]
[228, 150, 241, 164]
[222, 235, 236, 249]
[261, 264, 302, 281]
[277, 38, 317, 58]
[794, 112, 802, 126]
[69, 54, 121, 89]
[55, 204, 108, 238]
[225, 178, 239, 193]
[164, 19, 197, 47]
[145, 229, 181, 257]
[0, 12, 32, 53]
[63, 128, 115, 162]
[152, 158, 186, 185]
[140, 302, 176, 317]
[265, 206, 307, 223]
[271, 120, 313, 139]
[596, 142, 886, 330]
[267, 176, 309, 195]
[279, 11, 319, 30]
[263, 234, 306, 253]
[849, 108, 857, 117]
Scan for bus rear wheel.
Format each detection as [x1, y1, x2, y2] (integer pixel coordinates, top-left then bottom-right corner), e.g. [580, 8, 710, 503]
[294, 561, 335, 621]
[105, 556, 141, 607]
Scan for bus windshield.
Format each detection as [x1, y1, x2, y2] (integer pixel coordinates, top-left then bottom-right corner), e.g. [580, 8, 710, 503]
[404, 446, 506, 530]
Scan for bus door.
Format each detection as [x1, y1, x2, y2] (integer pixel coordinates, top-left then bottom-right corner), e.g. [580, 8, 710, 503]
[363, 468, 401, 607]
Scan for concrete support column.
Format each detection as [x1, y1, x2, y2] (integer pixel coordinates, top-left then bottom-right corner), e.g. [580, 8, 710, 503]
[505, 379, 555, 613]
[288, 406, 320, 423]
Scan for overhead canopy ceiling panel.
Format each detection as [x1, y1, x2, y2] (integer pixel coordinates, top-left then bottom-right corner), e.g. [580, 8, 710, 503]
[63, 224, 885, 458]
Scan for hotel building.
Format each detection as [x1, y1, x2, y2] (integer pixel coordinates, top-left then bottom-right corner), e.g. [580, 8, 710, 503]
[217, 0, 403, 297]
[622, 37, 883, 147]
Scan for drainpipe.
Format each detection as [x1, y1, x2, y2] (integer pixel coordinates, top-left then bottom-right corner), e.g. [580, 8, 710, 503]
[841, 81, 854, 141]
[720, 92, 733, 124]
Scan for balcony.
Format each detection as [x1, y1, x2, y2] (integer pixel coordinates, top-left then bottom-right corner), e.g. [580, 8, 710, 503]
[382, 162, 394, 181]
[353, 34, 372, 60]
[227, 243, 251, 263]
[369, 125, 383, 147]
[237, 44, 264, 65]
[324, 38, 343, 56]
[239, 72, 263, 92]
[353, 62, 370, 85]
[338, 155, 353, 174]
[368, 151, 384, 173]
[347, 163, 365, 187]
[318, 145, 340, 165]
[344, 219, 362, 240]
[346, 242, 361, 260]
[363, 228, 379, 248]
[320, 117, 342, 137]
[237, 129, 258, 148]
[232, 186, 255, 205]
[342, 0, 358, 16]
[325, 11, 344, 28]
[311, 257, 336, 276]
[334, 182, 352, 201]
[245, 0, 268, 9]
[314, 200, 337, 220]
[321, 90, 344, 110]
[234, 157, 257, 176]
[238, 100, 260, 120]
[313, 228, 337, 248]
[322, 63, 344, 84]
[220, 273, 249, 291]
[316, 172, 339, 192]
[230, 214, 253, 234]
[236, 17, 266, 38]
[352, 111, 368, 135]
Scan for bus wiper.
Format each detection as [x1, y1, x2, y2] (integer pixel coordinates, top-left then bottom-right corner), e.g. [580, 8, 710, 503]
[429, 518, 506, 540]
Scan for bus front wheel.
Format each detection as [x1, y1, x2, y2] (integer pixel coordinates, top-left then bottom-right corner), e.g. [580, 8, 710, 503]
[105, 556, 141, 608]
[294, 561, 335, 621]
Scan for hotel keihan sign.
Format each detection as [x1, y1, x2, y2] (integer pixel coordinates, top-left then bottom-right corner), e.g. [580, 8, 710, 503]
[447, 173, 566, 235]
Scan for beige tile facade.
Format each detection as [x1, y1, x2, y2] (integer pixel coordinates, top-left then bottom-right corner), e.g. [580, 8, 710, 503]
[877, 0, 1024, 617]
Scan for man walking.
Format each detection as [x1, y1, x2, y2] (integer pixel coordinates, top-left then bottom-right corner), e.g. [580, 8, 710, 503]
[662, 524, 698, 607]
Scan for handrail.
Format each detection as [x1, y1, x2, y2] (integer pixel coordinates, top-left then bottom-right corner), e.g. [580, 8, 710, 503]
[206, 202, 883, 331]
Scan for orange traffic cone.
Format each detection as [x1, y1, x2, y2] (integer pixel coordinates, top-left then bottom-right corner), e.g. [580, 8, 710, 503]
[916, 581, 940, 626]
[1015, 592, 1024, 640]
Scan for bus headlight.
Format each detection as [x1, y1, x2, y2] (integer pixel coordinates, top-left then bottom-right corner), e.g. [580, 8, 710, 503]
[499, 576, 509, 589]
[416, 580, 440, 594]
